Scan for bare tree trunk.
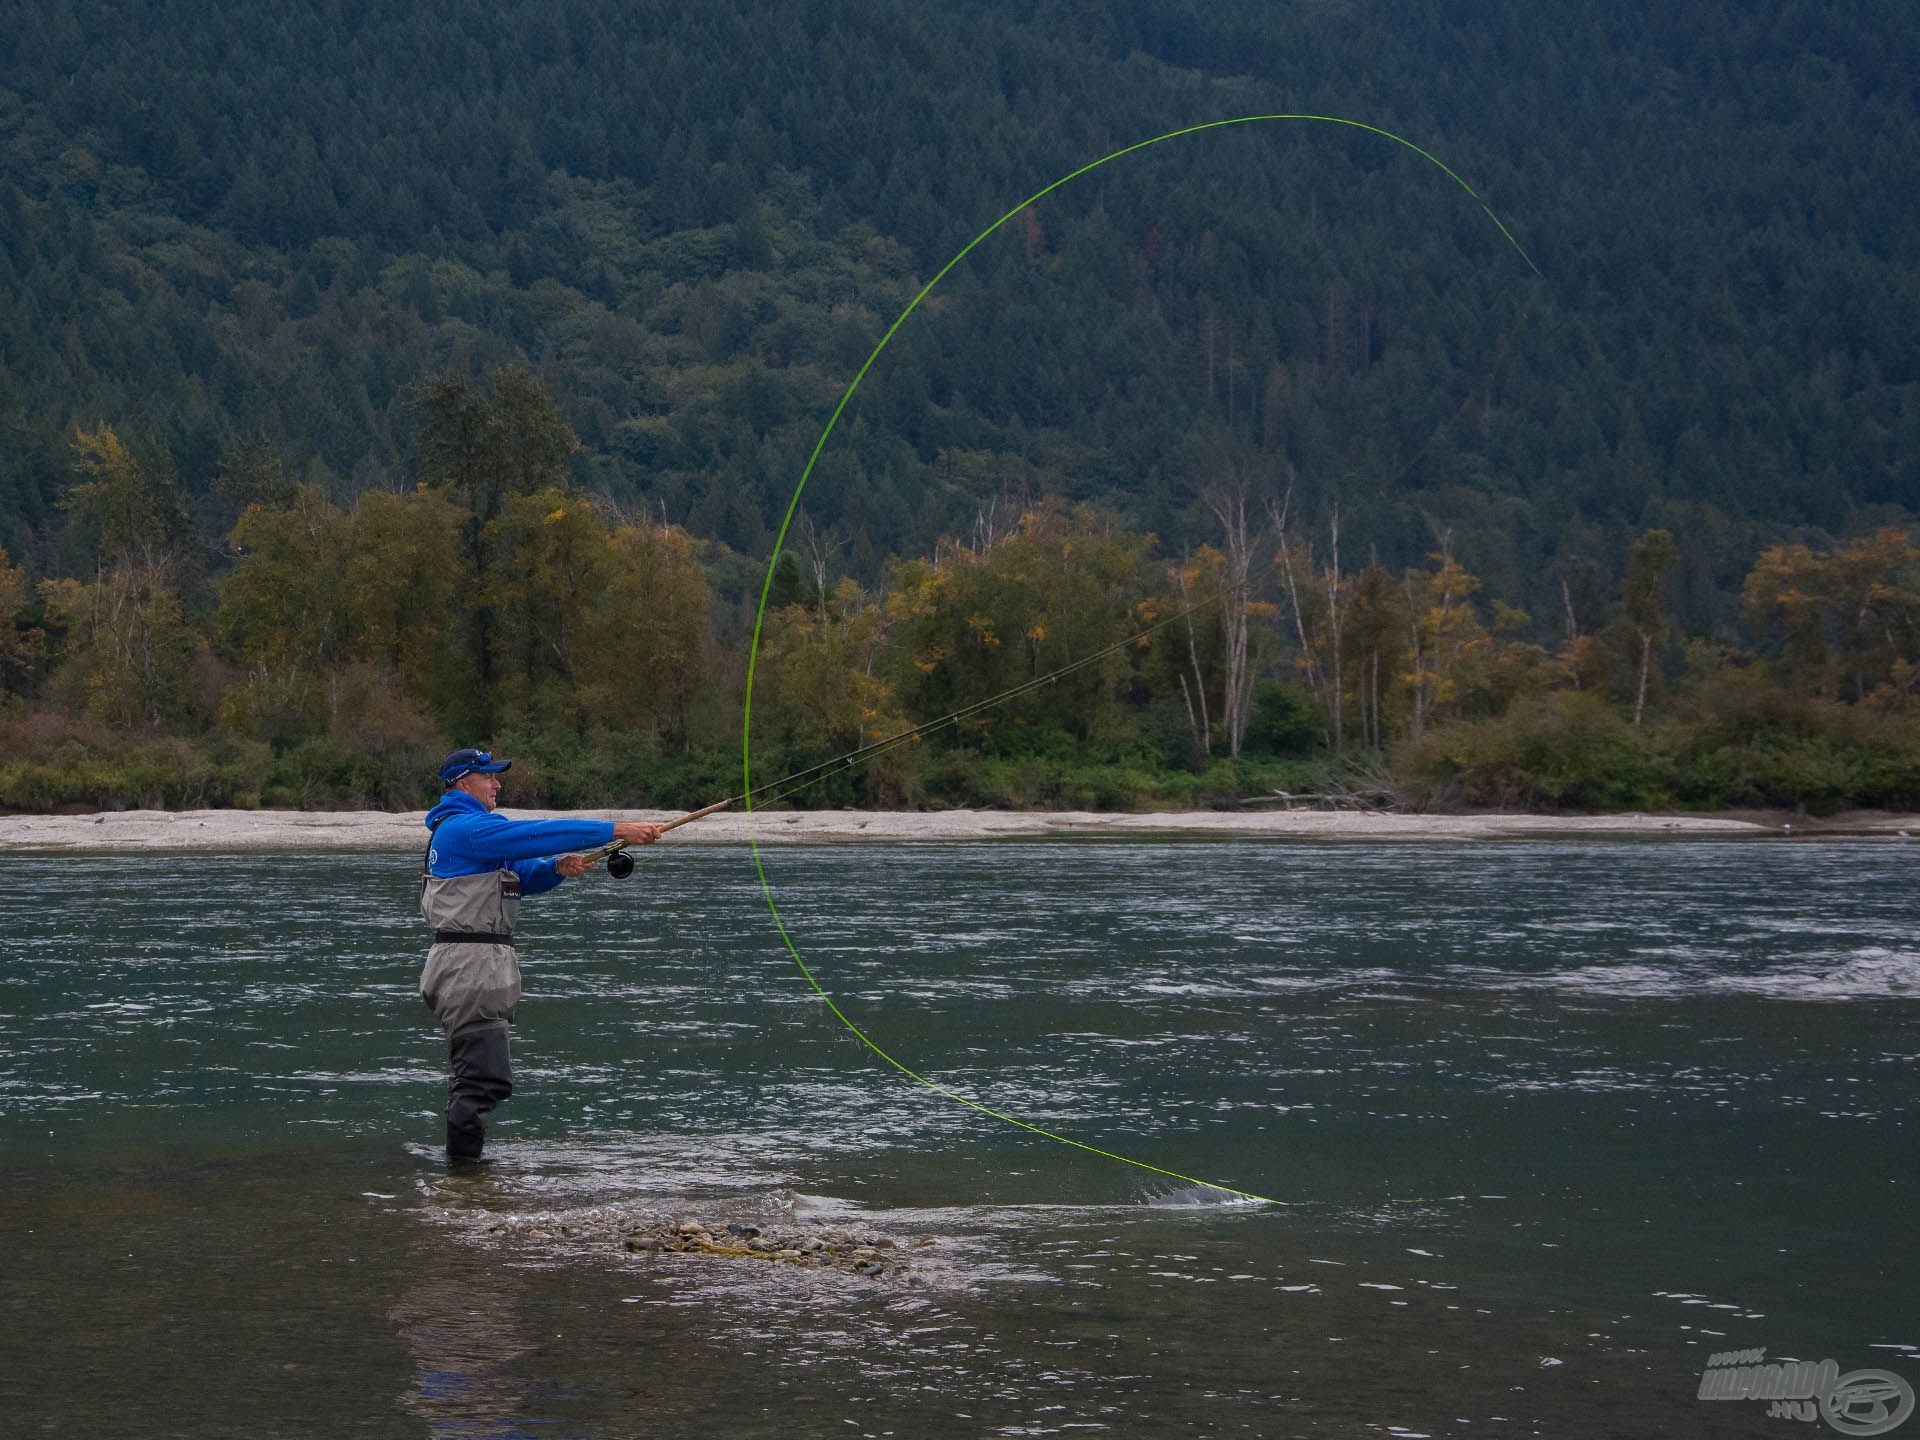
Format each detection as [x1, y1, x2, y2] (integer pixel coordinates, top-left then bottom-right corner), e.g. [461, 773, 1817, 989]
[1271, 483, 1334, 746]
[1276, 542, 1322, 697]
[1561, 577, 1582, 689]
[1202, 477, 1262, 758]
[1272, 495, 1346, 753]
[1170, 559, 1212, 755]
[1176, 670, 1205, 757]
[796, 509, 842, 622]
[1634, 628, 1652, 729]
[1410, 534, 1458, 735]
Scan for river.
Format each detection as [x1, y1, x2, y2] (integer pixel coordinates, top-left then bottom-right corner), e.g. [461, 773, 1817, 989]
[1, 840, 1914, 1437]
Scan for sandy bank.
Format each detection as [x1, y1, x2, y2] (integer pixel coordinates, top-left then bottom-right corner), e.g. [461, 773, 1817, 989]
[1, 806, 1912, 853]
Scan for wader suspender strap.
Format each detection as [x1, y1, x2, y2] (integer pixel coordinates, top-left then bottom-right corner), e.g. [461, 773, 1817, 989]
[422, 816, 519, 949]
[419, 817, 439, 889]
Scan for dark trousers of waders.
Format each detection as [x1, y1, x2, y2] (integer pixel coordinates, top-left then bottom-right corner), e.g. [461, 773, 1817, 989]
[446, 1022, 513, 1160]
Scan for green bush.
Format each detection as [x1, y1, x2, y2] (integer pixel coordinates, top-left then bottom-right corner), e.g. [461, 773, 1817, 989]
[1243, 682, 1321, 757]
[1859, 732, 1920, 810]
[1658, 693, 1920, 813]
[1401, 692, 1670, 811]
[264, 736, 423, 809]
[613, 741, 740, 810]
[0, 734, 272, 812]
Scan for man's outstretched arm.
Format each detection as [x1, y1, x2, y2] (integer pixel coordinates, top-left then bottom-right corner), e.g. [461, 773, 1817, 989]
[513, 821, 665, 893]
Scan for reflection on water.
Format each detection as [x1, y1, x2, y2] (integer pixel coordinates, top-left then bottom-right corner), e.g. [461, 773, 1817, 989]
[392, 1245, 542, 1439]
[0, 841, 1915, 1437]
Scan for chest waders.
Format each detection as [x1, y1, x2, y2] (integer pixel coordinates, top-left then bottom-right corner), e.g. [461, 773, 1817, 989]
[419, 824, 524, 1161]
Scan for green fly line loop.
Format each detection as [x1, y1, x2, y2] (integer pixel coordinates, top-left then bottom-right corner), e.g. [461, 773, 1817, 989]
[741, 115, 1540, 1207]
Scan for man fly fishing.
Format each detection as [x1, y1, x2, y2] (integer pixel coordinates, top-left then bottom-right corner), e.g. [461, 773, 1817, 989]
[410, 581, 1224, 1164]
[420, 747, 661, 1163]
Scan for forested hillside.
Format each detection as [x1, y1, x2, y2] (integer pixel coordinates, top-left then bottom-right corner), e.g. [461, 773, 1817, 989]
[1, 0, 1917, 812]
[6, 1, 1917, 602]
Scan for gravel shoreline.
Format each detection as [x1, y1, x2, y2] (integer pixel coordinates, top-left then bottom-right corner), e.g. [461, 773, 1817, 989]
[1, 806, 1913, 852]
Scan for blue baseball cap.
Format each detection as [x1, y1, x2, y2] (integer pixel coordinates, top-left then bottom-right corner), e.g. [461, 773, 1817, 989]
[439, 748, 512, 785]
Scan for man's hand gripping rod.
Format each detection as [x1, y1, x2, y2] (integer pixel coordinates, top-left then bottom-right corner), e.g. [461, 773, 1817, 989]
[585, 798, 732, 877]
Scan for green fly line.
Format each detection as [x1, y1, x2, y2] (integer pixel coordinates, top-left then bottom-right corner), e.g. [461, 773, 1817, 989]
[741, 115, 1541, 1207]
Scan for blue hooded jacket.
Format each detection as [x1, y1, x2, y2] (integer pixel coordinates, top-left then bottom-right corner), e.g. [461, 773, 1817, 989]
[423, 791, 616, 895]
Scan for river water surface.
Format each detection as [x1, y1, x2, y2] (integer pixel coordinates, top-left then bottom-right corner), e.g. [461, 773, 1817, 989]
[1, 840, 1915, 1438]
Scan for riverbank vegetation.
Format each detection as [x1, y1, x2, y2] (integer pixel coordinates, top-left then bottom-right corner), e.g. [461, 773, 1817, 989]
[1, 377, 1915, 815]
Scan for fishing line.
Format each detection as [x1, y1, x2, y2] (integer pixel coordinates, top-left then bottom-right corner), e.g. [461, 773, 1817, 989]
[742, 583, 1230, 811]
[737, 115, 1540, 1206]
[583, 585, 1232, 872]
[587, 581, 1232, 864]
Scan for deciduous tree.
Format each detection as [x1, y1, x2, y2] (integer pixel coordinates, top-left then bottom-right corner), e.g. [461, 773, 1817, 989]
[582, 519, 712, 745]
[1620, 529, 1678, 728]
[0, 547, 45, 702]
[215, 485, 350, 740]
